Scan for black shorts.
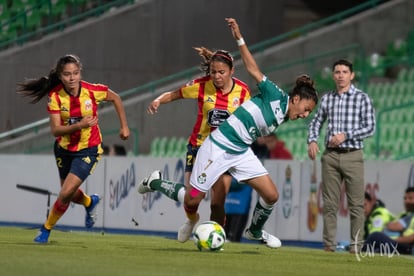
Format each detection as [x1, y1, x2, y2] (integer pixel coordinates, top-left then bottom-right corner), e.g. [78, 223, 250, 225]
[54, 141, 101, 181]
[185, 144, 199, 173]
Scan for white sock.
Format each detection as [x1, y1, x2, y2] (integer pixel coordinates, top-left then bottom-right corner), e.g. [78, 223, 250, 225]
[177, 187, 185, 203]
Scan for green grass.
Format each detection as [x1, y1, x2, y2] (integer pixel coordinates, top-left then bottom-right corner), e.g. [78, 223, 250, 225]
[0, 227, 412, 276]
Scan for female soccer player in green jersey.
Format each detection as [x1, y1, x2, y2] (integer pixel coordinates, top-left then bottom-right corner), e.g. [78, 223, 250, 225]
[140, 18, 318, 248]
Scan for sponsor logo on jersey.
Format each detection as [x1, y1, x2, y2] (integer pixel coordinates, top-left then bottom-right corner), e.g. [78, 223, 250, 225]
[207, 109, 230, 127]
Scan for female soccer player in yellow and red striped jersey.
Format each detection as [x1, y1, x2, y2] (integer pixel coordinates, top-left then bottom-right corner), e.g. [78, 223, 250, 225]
[17, 54, 130, 243]
[139, 47, 251, 231]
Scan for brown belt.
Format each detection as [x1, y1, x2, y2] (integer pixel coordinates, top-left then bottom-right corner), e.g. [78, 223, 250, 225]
[327, 148, 360, 154]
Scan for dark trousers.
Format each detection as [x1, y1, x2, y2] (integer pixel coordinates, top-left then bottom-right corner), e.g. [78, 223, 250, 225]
[363, 232, 413, 255]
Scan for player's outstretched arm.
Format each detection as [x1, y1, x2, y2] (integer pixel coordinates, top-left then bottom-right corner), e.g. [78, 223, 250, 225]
[225, 18, 264, 83]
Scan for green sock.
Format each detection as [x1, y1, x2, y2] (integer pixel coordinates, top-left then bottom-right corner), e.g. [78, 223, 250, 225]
[248, 200, 273, 237]
[150, 179, 184, 202]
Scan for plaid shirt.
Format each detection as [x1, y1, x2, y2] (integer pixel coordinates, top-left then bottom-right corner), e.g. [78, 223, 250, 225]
[307, 84, 376, 149]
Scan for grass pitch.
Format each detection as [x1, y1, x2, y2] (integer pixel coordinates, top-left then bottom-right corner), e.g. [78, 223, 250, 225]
[0, 226, 412, 276]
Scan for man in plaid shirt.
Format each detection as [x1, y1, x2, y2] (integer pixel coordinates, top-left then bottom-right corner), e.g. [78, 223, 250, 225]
[307, 59, 376, 253]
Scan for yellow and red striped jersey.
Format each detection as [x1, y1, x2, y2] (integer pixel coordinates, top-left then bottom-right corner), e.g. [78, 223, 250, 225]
[47, 80, 108, 152]
[180, 76, 251, 147]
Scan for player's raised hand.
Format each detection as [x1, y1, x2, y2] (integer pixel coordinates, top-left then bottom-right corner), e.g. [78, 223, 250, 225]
[225, 18, 242, 40]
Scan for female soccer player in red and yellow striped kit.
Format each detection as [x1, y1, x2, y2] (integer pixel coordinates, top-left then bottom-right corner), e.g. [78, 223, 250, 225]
[17, 54, 130, 243]
[139, 47, 251, 237]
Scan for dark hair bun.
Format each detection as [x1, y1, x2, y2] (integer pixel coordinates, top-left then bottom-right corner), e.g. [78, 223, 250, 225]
[296, 74, 314, 88]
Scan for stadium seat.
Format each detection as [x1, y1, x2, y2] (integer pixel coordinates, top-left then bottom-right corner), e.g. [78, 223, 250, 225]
[155, 136, 168, 157]
[25, 8, 42, 31]
[386, 38, 408, 64]
[10, 0, 30, 16]
[175, 137, 188, 158]
[366, 53, 385, 78]
[49, 0, 68, 19]
[0, 3, 11, 24]
[314, 66, 333, 92]
[165, 137, 178, 157]
[149, 137, 161, 156]
[407, 68, 414, 82]
[397, 68, 408, 82]
[0, 23, 18, 43]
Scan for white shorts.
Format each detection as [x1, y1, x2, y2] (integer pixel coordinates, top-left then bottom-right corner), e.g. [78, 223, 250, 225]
[190, 136, 268, 193]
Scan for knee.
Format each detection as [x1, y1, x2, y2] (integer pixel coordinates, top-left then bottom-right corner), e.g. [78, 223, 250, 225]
[59, 187, 77, 203]
[210, 193, 225, 210]
[184, 188, 204, 210]
[264, 191, 279, 206]
[272, 190, 279, 203]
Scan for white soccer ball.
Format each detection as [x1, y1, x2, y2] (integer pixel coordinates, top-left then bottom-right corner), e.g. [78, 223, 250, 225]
[193, 221, 226, 251]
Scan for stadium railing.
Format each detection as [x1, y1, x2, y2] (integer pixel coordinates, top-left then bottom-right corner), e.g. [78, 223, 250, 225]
[2, 0, 413, 160]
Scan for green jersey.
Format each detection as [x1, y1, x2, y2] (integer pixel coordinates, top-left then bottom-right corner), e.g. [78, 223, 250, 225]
[210, 76, 289, 154]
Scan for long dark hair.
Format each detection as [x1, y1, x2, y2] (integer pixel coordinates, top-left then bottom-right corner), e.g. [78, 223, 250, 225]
[193, 47, 234, 76]
[17, 54, 82, 104]
[289, 74, 318, 105]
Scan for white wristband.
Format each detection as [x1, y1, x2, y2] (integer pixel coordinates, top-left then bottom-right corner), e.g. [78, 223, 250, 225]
[236, 38, 245, 46]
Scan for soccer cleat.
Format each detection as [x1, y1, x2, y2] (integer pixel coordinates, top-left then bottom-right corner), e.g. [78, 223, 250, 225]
[85, 194, 100, 228]
[177, 213, 200, 243]
[244, 229, 282, 248]
[137, 170, 161, 194]
[34, 225, 50, 243]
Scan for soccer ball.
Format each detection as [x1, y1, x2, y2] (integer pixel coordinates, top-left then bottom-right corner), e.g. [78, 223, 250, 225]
[193, 221, 226, 251]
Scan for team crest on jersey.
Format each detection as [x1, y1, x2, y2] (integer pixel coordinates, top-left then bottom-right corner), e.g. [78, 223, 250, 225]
[232, 97, 240, 107]
[61, 106, 69, 112]
[197, 173, 207, 185]
[85, 99, 92, 111]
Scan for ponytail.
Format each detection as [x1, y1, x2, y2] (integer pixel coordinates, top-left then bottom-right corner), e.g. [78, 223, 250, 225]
[17, 54, 82, 104]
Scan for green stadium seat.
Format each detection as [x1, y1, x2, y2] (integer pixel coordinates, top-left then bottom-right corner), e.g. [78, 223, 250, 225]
[175, 137, 188, 158]
[366, 53, 385, 78]
[149, 137, 161, 156]
[407, 68, 414, 82]
[0, 3, 11, 24]
[165, 137, 178, 157]
[363, 137, 377, 160]
[386, 38, 408, 63]
[155, 136, 168, 157]
[314, 66, 333, 92]
[10, 0, 29, 16]
[49, 0, 67, 19]
[397, 68, 408, 82]
[25, 8, 42, 30]
[0, 23, 18, 43]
